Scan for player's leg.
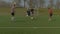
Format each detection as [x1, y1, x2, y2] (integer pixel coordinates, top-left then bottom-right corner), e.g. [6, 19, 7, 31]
[49, 13, 52, 21]
[26, 11, 28, 16]
[11, 12, 15, 21]
[26, 11, 30, 16]
[31, 11, 34, 19]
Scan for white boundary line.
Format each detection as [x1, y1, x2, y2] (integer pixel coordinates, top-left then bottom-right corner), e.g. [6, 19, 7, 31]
[0, 27, 60, 28]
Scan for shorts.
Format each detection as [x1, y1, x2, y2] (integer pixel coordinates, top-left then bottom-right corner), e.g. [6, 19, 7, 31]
[11, 12, 14, 16]
[50, 13, 52, 17]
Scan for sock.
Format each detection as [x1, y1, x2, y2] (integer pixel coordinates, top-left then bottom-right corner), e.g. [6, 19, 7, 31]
[49, 18, 51, 21]
[11, 17, 14, 21]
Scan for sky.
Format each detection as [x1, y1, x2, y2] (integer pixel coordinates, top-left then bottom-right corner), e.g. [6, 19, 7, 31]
[0, 0, 57, 7]
[2, 0, 13, 2]
[1, 0, 57, 3]
[2, 0, 57, 3]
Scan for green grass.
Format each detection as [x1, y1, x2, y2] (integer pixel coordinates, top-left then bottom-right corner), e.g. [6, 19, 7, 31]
[0, 8, 60, 34]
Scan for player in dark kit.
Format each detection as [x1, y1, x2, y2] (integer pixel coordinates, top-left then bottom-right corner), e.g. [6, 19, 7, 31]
[48, 8, 53, 21]
[26, 8, 31, 16]
[11, 2, 16, 21]
[26, 8, 34, 19]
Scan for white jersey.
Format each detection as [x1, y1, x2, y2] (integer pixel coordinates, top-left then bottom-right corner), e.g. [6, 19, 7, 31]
[11, 4, 15, 13]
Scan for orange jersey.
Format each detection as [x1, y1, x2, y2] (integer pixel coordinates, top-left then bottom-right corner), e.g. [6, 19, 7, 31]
[48, 8, 53, 14]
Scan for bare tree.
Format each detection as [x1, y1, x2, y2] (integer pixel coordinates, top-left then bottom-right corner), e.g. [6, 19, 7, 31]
[49, 0, 53, 7]
[56, 0, 60, 9]
[30, 0, 33, 8]
[39, 0, 45, 8]
[24, 0, 27, 8]
[14, 0, 20, 7]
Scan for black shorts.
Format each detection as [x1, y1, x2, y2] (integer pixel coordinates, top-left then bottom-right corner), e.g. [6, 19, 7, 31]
[50, 13, 52, 17]
[11, 12, 14, 16]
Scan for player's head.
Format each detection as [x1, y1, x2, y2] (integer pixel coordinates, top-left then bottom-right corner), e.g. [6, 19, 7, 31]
[48, 7, 52, 9]
[30, 8, 34, 11]
[11, 1, 16, 5]
[11, 2, 16, 5]
[13, 2, 16, 5]
[12, 2, 16, 6]
[48, 7, 50, 9]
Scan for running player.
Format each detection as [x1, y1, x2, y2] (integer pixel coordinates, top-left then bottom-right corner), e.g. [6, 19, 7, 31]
[48, 8, 53, 21]
[11, 2, 16, 21]
[30, 8, 34, 19]
[26, 8, 34, 19]
[26, 8, 31, 16]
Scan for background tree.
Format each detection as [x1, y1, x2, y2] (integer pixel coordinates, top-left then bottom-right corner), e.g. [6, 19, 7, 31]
[49, 0, 53, 8]
[39, 0, 45, 8]
[56, 0, 60, 9]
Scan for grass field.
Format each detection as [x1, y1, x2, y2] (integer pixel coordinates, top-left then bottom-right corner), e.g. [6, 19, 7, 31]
[0, 7, 60, 34]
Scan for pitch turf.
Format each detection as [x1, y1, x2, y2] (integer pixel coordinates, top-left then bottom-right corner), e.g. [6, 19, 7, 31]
[0, 8, 60, 34]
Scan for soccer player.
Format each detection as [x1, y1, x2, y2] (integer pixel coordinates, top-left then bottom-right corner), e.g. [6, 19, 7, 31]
[30, 8, 34, 19]
[26, 8, 34, 19]
[26, 8, 31, 16]
[48, 8, 53, 21]
[11, 2, 16, 21]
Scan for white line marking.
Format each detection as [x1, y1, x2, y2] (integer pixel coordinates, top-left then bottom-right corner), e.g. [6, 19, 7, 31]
[0, 27, 60, 28]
